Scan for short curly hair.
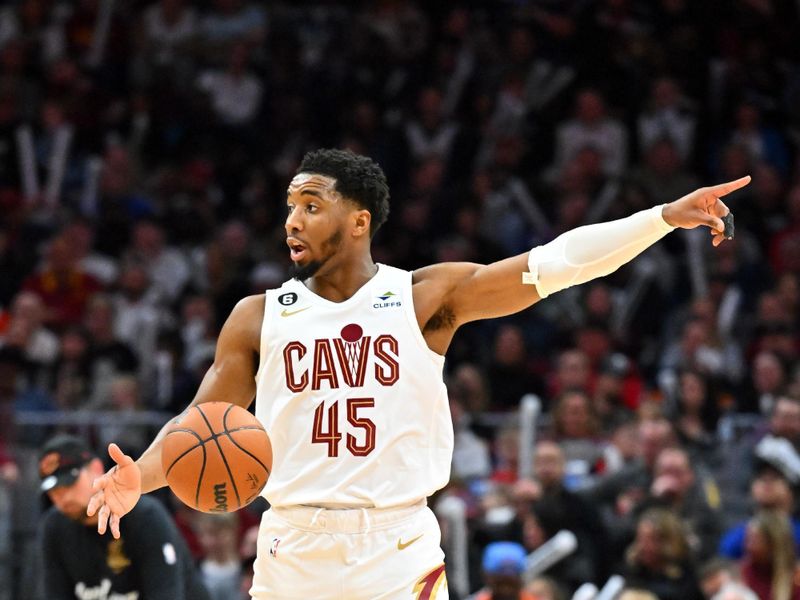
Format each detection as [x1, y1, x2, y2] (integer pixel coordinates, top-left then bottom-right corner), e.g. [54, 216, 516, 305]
[296, 149, 390, 237]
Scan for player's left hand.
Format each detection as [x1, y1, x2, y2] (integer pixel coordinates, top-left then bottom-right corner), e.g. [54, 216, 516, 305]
[661, 175, 751, 246]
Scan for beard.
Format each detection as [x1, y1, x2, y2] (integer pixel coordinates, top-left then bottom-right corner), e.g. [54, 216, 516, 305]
[291, 229, 343, 281]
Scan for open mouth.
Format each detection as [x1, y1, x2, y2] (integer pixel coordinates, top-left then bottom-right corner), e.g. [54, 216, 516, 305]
[287, 238, 308, 262]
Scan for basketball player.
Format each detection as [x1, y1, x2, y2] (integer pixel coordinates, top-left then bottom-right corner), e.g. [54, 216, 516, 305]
[87, 149, 748, 599]
[38, 434, 210, 600]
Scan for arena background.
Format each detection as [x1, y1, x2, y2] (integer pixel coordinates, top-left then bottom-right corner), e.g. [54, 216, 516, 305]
[0, 1, 799, 599]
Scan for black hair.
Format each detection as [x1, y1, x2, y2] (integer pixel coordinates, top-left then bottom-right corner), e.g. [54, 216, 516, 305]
[296, 149, 390, 237]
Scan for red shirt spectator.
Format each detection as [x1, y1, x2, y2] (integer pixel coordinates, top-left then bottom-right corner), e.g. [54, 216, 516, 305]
[22, 235, 102, 330]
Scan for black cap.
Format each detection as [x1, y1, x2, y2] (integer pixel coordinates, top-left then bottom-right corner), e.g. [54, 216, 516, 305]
[38, 434, 95, 493]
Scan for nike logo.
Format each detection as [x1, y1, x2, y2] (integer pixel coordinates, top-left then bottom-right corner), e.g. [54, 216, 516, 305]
[280, 307, 311, 317]
[397, 534, 423, 550]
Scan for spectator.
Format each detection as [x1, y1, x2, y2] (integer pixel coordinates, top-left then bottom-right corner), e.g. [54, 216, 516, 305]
[585, 417, 676, 541]
[0, 290, 59, 376]
[199, 0, 266, 60]
[739, 511, 800, 600]
[83, 294, 138, 407]
[548, 349, 591, 400]
[622, 508, 704, 600]
[486, 324, 540, 411]
[134, 0, 199, 86]
[637, 76, 697, 164]
[47, 325, 92, 410]
[196, 42, 263, 130]
[549, 389, 606, 488]
[645, 447, 723, 562]
[38, 433, 209, 599]
[669, 369, 721, 465]
[524, 576, 566, 600]
[123, 220, 191, 306]
[61, 219, 118, 286]
[467, 541, 538, 600]
[491, 426, 521, 485]
[450, 395, 492, 482]
[95, 374, 150, 458]
[550, 88, 628, 180]
[720, 436, 800, 559]
[195, 512, 243, 600]
[529, 441, 610, 583]
[699, 558, 743, 599]
[22, 235, 102, 330]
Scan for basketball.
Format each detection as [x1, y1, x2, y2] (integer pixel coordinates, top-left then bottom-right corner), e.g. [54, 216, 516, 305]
[161, 402, 272, 513]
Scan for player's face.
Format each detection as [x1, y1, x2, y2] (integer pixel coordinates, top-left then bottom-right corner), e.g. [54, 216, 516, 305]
[285, 173, 348, 280]
[47, 466, 96, 524]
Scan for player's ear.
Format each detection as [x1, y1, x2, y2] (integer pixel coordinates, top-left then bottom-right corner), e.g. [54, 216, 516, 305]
[352, 209, 371, 238]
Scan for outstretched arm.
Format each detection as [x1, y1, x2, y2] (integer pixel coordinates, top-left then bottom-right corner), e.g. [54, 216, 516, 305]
[418, 176, 750, 330]
[87, 294, 264, 538]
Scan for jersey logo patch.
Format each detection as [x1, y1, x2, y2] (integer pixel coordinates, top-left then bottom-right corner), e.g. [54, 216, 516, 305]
[373, 290, 402, 309]
[278, 292, 298, 306]
[281, 306, 310, 317]
[398, 534, 424, 550]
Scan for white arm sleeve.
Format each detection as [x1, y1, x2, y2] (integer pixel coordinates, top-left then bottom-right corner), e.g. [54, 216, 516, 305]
[526, 205, 676, 298]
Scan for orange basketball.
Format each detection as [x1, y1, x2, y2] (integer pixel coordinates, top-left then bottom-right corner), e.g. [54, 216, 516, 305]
[161, 402, 272, 513]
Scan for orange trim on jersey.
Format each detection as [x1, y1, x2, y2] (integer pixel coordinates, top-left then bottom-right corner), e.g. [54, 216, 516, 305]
[413, 564, 447, 600]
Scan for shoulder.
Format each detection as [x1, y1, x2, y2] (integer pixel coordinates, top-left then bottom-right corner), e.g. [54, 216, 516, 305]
[222, 293, 266, 340]
[411, 262, 480, 305]
[232, 293, 266, 318]
[411, 262, 479, 328]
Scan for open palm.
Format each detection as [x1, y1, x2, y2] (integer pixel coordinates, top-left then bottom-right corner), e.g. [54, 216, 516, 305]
[86, 443, 141, 539]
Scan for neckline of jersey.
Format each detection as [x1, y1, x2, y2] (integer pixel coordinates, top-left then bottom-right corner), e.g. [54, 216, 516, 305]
[289, 263, 384, 307]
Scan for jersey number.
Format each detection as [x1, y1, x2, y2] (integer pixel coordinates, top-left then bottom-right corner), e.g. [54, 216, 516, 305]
[312, 398, 376, 457]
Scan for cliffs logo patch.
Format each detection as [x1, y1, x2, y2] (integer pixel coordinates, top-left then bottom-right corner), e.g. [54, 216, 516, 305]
[374, 290, 401, 309]
[278, 292, 298, 306]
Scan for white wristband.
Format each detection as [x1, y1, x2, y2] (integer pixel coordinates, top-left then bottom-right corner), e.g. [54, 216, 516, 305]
[525, 205, 675, 298]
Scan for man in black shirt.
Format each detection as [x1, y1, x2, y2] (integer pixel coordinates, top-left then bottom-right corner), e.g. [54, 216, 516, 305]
[39, 434, 211, 600]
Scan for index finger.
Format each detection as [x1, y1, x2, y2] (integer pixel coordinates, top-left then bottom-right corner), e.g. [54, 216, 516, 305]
[710, 175, 751, 198]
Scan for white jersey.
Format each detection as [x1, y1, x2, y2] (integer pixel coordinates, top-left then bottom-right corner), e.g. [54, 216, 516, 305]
[255, 264, 453, 508]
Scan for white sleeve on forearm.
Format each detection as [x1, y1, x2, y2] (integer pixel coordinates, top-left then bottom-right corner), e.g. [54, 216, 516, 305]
[526, 205, 676, 298]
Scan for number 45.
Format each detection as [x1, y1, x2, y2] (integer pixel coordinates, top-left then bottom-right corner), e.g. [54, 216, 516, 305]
[312, 398, 376, 457]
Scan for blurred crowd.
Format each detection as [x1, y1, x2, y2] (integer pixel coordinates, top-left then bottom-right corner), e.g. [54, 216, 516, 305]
[0, 0, 799, 599]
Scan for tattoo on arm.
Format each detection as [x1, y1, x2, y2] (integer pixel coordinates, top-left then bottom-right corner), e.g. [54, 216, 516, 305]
[424, 304, 456, 332]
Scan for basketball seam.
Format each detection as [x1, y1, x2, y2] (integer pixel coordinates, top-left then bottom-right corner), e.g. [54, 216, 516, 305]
[164, 428, 204, 479]
[164, 426, 265, 460]
[222, 406, 271, 503]
[195, 442, 207, 510]
[196, 404, 242, 508]
[223, 431, 271, 476]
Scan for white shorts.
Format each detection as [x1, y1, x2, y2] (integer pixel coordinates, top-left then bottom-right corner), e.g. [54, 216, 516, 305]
[250, 501, 448, 600]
